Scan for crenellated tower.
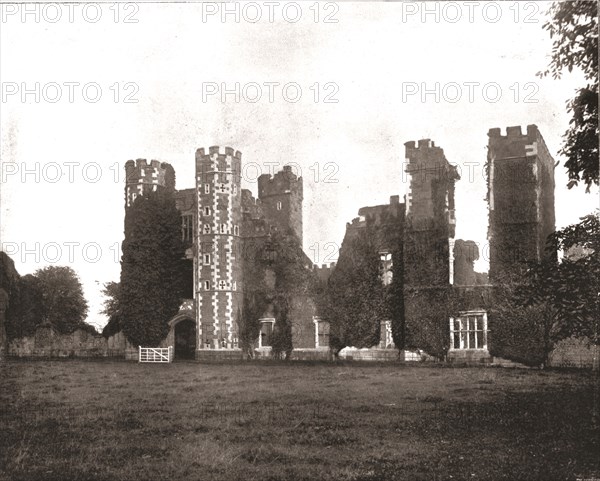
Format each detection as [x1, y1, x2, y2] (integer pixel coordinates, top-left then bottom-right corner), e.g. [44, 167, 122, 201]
[487, 125, 556, 282]
[258, 166, 303, 245]
[124, 159, 175, 209]
[195, 146, 243, 352]
[403, 139, 460, 286]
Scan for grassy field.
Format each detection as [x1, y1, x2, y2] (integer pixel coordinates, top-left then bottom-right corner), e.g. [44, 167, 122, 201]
[0, 360, 598, 481]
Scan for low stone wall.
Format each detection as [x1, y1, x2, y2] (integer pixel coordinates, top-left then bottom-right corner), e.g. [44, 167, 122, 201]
[491, 357, 531, 369]
[338, 347, 399, 362]
[7, 325, 597, 369]
[245, 347, 332, 361]
[400, 350, 438, 362]
[196, 349, 245, 362]
[290, 348, 332, 361]
[8, 325, 127, 358]
[548, 337, 599, 369]
[125, 347, 138, 361]
[448, 349, 492, 364]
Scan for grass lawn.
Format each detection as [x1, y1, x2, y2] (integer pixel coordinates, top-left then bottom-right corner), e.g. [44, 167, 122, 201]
[0, 360, 598, 481]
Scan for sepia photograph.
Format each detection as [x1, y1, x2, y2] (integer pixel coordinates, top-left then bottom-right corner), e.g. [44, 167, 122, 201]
[0, 1, 598, 480]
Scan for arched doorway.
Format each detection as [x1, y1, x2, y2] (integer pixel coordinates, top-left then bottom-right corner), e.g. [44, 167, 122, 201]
[174, 318, 196, 360]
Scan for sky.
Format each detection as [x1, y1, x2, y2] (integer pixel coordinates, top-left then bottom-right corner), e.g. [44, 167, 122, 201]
[1, 1, 597, 330]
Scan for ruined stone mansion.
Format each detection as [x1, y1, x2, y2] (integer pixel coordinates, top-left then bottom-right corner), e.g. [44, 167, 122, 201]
[6, 124, 595, 367]
[117, 124, 556, 361]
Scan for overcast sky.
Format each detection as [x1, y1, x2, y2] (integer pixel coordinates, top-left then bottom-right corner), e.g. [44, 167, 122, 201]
[1, 1, 597, 330]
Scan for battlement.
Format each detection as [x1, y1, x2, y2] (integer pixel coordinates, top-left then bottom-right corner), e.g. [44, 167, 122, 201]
[358, 195, 404, 215]
[347, 216, 366, 229]
[488, 124, 539, 140]
[195, 146, 243, 182]
[125, 159, 174, 179]
[487, 124, 552, 164]
[404, 139, 459, 180]
[258, 166, 303, 200]
[126, 158, 169, 170]
[404, 139, 438, 150]
[196, 146, 242, 159]
[313, 262, 336, 270]
[313, 262, 336, 283]
[257, 166, 304, 242]
[124, 159, 175, 206]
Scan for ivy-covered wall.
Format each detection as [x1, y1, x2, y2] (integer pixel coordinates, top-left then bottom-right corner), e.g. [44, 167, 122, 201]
[487, 125, 556, 282]
[486, 126, 558, 366]
[403, 138, 460, 359]
[238, 229, 321, 357]
[325, 196, 404, 352]
[404, 285, 492, 359]
[0, 252, 20, 358]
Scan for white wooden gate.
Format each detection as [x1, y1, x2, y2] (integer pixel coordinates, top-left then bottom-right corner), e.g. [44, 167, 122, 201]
[138, 346, 173, 363]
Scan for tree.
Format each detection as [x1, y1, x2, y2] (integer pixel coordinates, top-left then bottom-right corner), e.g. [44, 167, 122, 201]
[34, 266, 90, 334]
[490, 212, 600, 367]
[119, 189, 186, 347]
[100, 281, 122, 338]
[490, 264, 563, 367]
[490, 299, 556, 367]
[544, 213, 599, 343]
[539, 1, 599, 191]
[270, 301, 292, 360]
[7, 275, 45, 339]
[100, 281, 120, 319]
[2, 257, 91, 339]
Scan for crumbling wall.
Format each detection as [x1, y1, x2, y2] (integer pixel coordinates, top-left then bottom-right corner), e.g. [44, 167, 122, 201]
[548, 337, 599, 369]
[8, 324, 125, 358]
[403, 139, 459, 358]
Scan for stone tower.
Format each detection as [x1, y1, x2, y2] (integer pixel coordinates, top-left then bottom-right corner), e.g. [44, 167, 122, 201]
[403, 139, 460, 286]
[124, 159, 175, 209]
[258, 166, 303, 244]
[195, 146, 243, 352]
[487, 125, 556, 282]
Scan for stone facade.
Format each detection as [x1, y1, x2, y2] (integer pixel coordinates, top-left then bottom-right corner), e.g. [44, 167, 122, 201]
[195, 147, 244, 350]
[6, 125, 591, 368]
[121, 147, 324, 360]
